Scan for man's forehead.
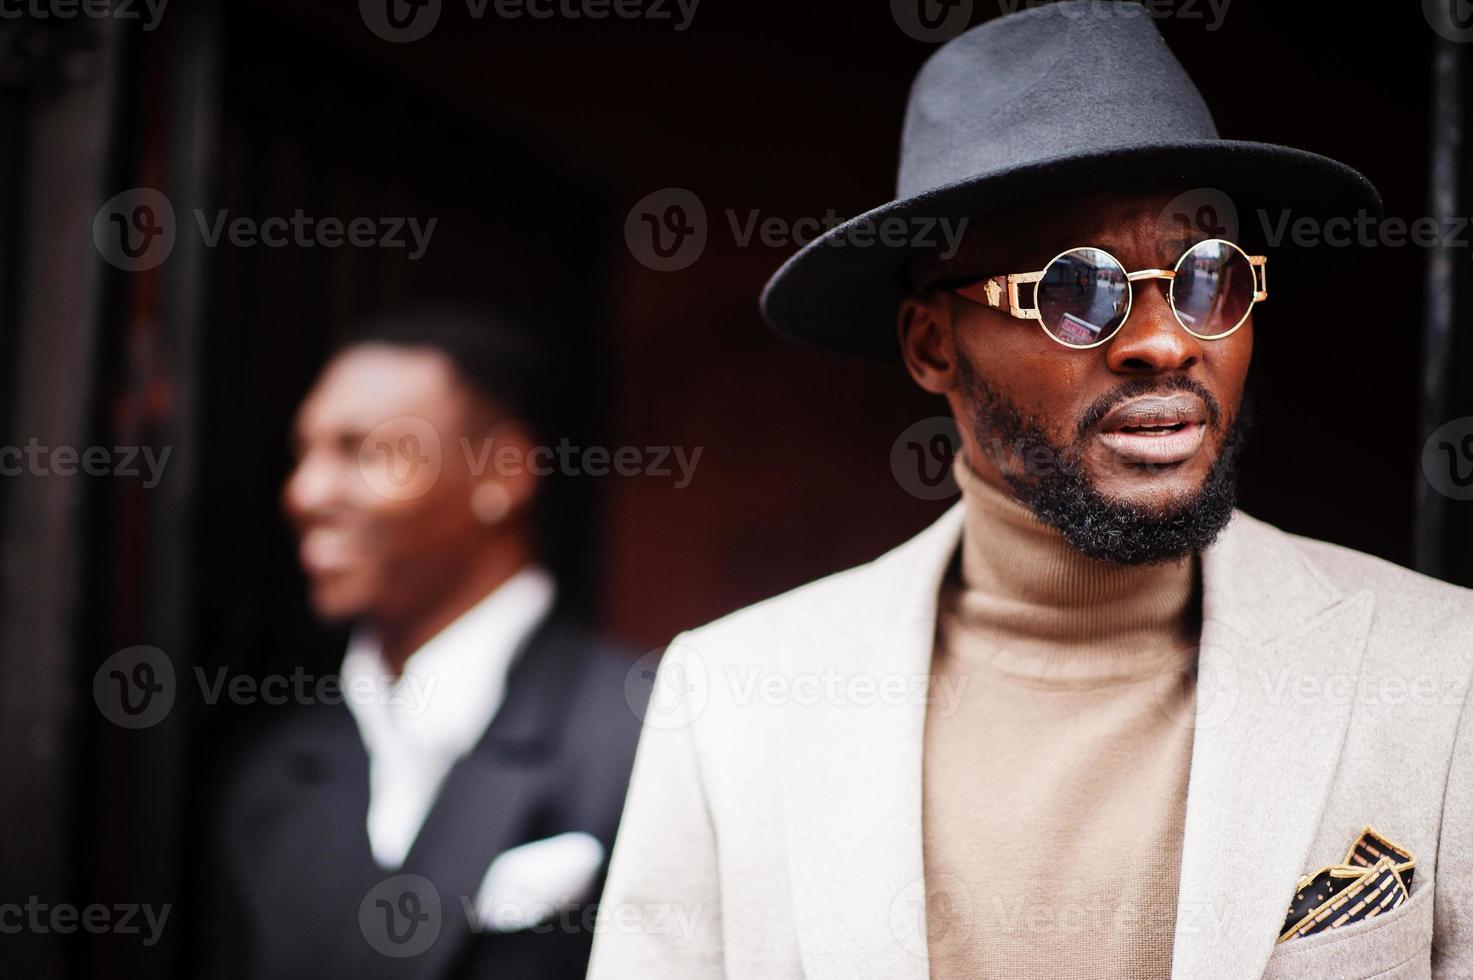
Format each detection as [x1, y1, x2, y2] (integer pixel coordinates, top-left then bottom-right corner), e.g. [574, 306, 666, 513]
[913, 185, 1194, 280]
[296, 344, 464, 435]
[973, 186, 1189, 259]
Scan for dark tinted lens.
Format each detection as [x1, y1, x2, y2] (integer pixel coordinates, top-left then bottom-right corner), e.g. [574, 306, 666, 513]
[1172, 240, 1255, 338]
[1036, 248, 1129, 347]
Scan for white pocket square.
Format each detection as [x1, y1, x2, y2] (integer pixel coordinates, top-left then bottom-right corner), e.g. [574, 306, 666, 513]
[471, 831, 605, 933]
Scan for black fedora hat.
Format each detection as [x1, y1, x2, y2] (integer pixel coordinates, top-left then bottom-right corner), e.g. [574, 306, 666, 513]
[759, 0, 1382, 358]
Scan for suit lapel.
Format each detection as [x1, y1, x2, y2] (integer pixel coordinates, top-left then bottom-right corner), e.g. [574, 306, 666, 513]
[338, 616, 577, 980]
[1171, 515, 1375, 979]
[781, 505, 965, 980]
[263, 707, 386, 969]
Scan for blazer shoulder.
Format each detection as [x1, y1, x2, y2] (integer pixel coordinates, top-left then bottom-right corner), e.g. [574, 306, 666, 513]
[1234, 512, 1473, 657]
[208, 702, 362, 857]
[683, 559, 883, 643]
[541, 618, 638, 682]
[1289, 528, 1473, 616]
[536, 618, 646, 753]
[676, 504, 966, 665]
[222, 701, 355, 782]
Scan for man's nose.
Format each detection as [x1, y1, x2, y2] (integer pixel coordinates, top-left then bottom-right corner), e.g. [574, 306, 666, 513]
[283, 453, 344, 521]
[1104, 280, 1202, 374]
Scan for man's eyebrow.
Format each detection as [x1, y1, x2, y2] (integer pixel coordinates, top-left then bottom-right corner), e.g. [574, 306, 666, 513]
[1025, 221, 1113, 262]
[1158, 232, 1211, 257]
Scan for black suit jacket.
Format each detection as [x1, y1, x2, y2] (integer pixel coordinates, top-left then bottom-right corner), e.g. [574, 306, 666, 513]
[205, 615, 649, 980]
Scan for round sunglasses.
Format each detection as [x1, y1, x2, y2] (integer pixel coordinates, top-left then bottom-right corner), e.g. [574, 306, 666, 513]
[943, 239, 1269, 349]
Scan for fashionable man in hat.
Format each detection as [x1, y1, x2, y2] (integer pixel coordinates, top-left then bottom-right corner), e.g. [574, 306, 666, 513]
[590, 4, 1473, 979]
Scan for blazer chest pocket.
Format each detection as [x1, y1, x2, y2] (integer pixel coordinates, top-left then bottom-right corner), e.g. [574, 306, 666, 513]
[1261, 878, 1434, 980]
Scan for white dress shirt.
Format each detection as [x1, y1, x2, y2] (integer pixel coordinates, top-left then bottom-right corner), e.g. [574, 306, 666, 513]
[341, 565, 556, 869]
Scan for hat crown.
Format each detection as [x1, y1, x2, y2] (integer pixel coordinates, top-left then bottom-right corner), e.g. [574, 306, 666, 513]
[898, 1, 1219, 198]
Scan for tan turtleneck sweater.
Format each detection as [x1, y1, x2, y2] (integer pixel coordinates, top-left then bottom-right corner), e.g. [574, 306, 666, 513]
[924, 465, 1201, 979]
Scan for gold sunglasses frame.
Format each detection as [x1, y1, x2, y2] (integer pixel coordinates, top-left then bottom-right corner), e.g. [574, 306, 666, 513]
[951, 238, 1269, 350]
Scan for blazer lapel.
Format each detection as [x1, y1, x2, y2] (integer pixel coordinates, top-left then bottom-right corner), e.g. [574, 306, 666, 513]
[263, 706, 386, 969]
[1171, 514, 1375, 980]
[781, 504, 965, 980]
[338, 616, 577, 980]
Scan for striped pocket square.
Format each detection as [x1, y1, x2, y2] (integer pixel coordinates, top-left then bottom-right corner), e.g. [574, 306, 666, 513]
[1278, 827, 1416, 943]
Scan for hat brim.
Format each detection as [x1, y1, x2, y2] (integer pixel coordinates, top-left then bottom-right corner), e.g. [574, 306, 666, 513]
[758, 140, 1383, 358]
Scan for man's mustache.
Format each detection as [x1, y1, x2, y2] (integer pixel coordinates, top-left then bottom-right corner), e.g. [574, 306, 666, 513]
[1075, 377, 1224, 441]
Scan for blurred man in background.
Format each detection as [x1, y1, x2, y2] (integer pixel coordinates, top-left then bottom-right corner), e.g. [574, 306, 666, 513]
[207, 309, 645, 979]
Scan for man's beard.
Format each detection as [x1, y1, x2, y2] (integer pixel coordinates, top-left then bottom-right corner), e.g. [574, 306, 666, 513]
[955, 357, 1252, 566]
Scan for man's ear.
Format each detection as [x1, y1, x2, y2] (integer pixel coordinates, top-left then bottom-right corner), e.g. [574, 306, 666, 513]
[897, 293, 958, 395]
[469, 421, 540, 528]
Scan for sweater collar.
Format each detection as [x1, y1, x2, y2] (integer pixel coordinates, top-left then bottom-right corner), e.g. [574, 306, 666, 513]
[947, 458, 1199, 679]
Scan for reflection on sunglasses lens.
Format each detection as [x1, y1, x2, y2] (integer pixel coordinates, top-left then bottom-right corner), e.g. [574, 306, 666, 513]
[1173, 241, 1254, 338]
[1037, 248, 1129, 347]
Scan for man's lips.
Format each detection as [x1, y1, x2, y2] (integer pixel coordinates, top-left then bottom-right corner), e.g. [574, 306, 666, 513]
[1092, 394, 1209, 466]
[299, 525, 370, 576]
